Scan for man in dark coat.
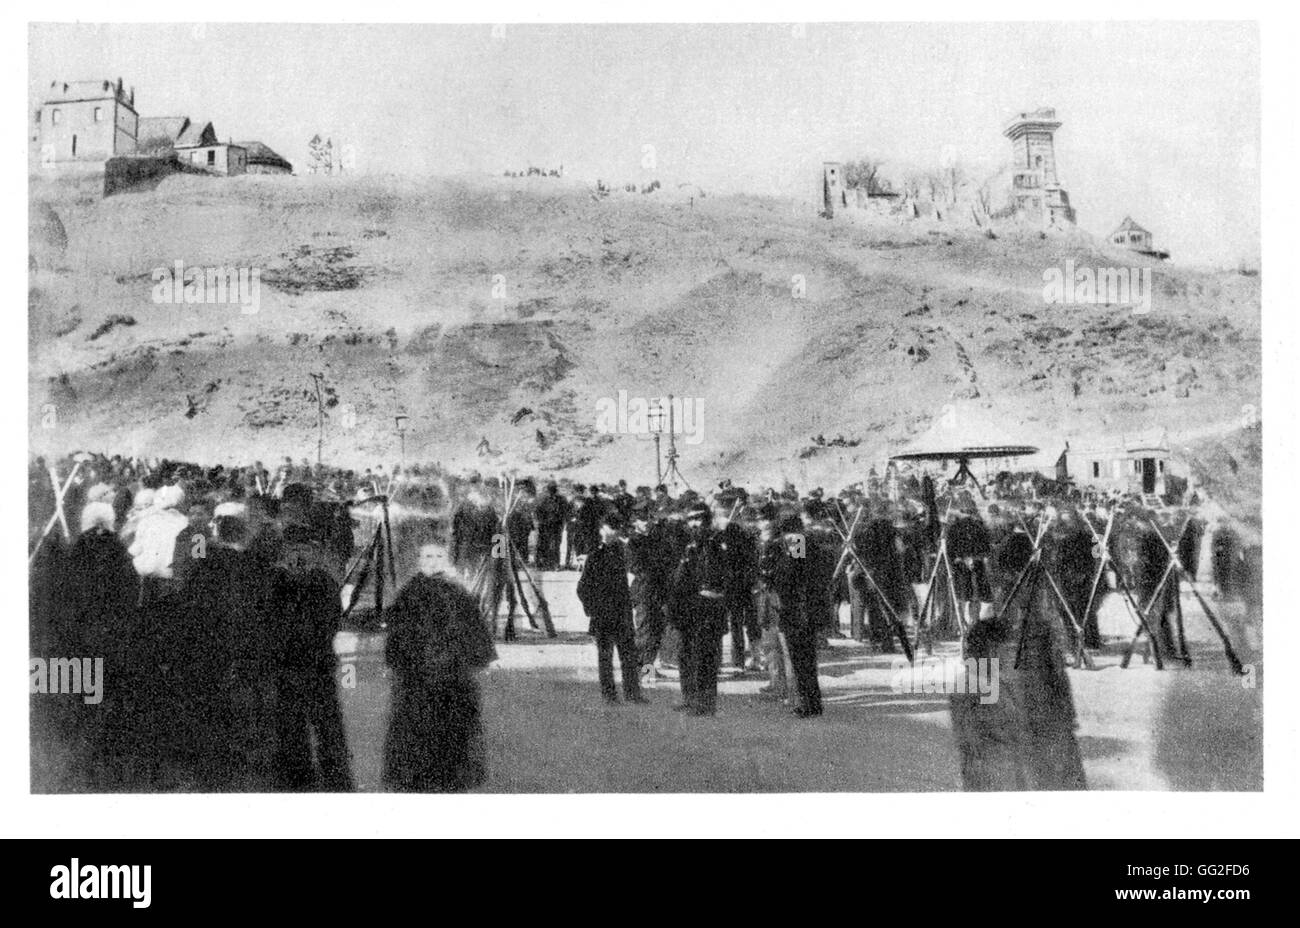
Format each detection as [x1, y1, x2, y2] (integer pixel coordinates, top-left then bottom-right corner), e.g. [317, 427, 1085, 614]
[947, 506, 993, 634]
[1046, 509, 1102, 651]
[533, 482, 568, 570]
[800, 502, 841, 641]
[182, 514, 276, 790]
[718, 500, 760, 669]
[57, 501, 138, 790]
[576, 513, 646, 704]
[850, 514, 914, 653]
[570, 485, 603, 565]
[268, 485, 354, 792]
[626, 501, 672, 673]
[1115, 515, 1178, 659]
[449, 487, 498, 580]
[951, 532, 1086, 790]
[667, 502, 729, 716]
[777, 514, 822, 716]
[755, 506, 795, 701]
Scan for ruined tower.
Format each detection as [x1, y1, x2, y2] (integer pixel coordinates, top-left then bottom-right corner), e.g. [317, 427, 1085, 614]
[1003, 108, 1075, 226]
[822, 162, 846, 217]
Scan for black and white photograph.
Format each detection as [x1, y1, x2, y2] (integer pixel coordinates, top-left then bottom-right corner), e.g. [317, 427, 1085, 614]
[13, 10, 1286, 830]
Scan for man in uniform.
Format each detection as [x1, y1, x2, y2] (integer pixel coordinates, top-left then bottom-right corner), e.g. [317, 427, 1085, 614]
[755, 504, 795, 701]
[717, 490, 760, 670]
[626, 499, 672, 675]
[778, 513, 822, 717]
[667, 502, 729, 716]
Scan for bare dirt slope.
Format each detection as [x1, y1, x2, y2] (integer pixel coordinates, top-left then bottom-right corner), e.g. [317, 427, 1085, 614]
[28, 172, 1261, 513]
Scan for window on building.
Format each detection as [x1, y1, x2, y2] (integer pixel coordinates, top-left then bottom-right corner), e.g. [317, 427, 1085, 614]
[71, 134, 77, 156]
[1091, 462, 1100, 479]
[51, 109, 61, 125]
[208, 150, 216, 166]
[1158, 460, 1165, 473]
[94, 107, 103, 122]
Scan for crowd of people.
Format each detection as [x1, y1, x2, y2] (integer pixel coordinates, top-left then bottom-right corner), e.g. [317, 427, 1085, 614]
[29, 450, 1263, 792]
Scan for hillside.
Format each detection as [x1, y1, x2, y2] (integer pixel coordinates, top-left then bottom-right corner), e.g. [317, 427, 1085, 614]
[27, 172, 1262, 518]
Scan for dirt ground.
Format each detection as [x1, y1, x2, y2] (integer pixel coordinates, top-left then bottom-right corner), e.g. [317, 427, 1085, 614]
[338, 572, 1262, 793]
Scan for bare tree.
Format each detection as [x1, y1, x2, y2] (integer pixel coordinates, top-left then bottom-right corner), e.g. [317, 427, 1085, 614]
[975, 170, 1004, 218]
[944, 161, 967, 206]
[307, 134, 324, 174]
[843, 157, 885, 194]
[923, 170, 944, 202]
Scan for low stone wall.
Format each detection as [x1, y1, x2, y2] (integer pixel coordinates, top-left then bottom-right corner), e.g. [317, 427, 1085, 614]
[103, 154, 180, 197]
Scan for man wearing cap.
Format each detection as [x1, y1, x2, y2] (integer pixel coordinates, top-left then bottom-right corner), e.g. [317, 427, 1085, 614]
[755, 504, 795, 701]
[627, 500, 672, 676]
[668, 502, 729, 715]
[777, 513, 823, 717]
[577, 511, 647, 704]
[948, 504, 993, 634]
[800, 498, 841, 642]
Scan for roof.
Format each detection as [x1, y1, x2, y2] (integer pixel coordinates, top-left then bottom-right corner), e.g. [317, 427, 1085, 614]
[237, 141, 292, 170]
[893, 446, 1039, 462]
[175, 120, 218, 148]
[1003, 107, 1062, 137]
[1111, 215, 1151, 236]
[136, 117, 190, 148]
[1067, 428, 1171, 457]
[43, 79, 123, 104]
[893, 403, 1051, 461]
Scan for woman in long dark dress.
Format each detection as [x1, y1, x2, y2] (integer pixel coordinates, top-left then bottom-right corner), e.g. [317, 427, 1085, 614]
[383, 544, 497, 792]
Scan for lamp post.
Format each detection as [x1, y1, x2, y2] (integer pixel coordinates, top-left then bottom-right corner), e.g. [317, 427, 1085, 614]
[394, 414, 409, 469]
[647, 400, 665, 486]
[308, 372, 326, 467]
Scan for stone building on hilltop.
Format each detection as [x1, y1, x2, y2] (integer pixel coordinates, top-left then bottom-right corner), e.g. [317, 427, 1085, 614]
[1003, 107, 1076, 227]
[33, 78, 138, 166]
[138, 116, 248, 175]
[33, 77, 283, 181]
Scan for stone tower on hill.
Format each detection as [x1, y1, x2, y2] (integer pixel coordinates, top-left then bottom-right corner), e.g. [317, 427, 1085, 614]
[1003, 107, 1076, 226]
